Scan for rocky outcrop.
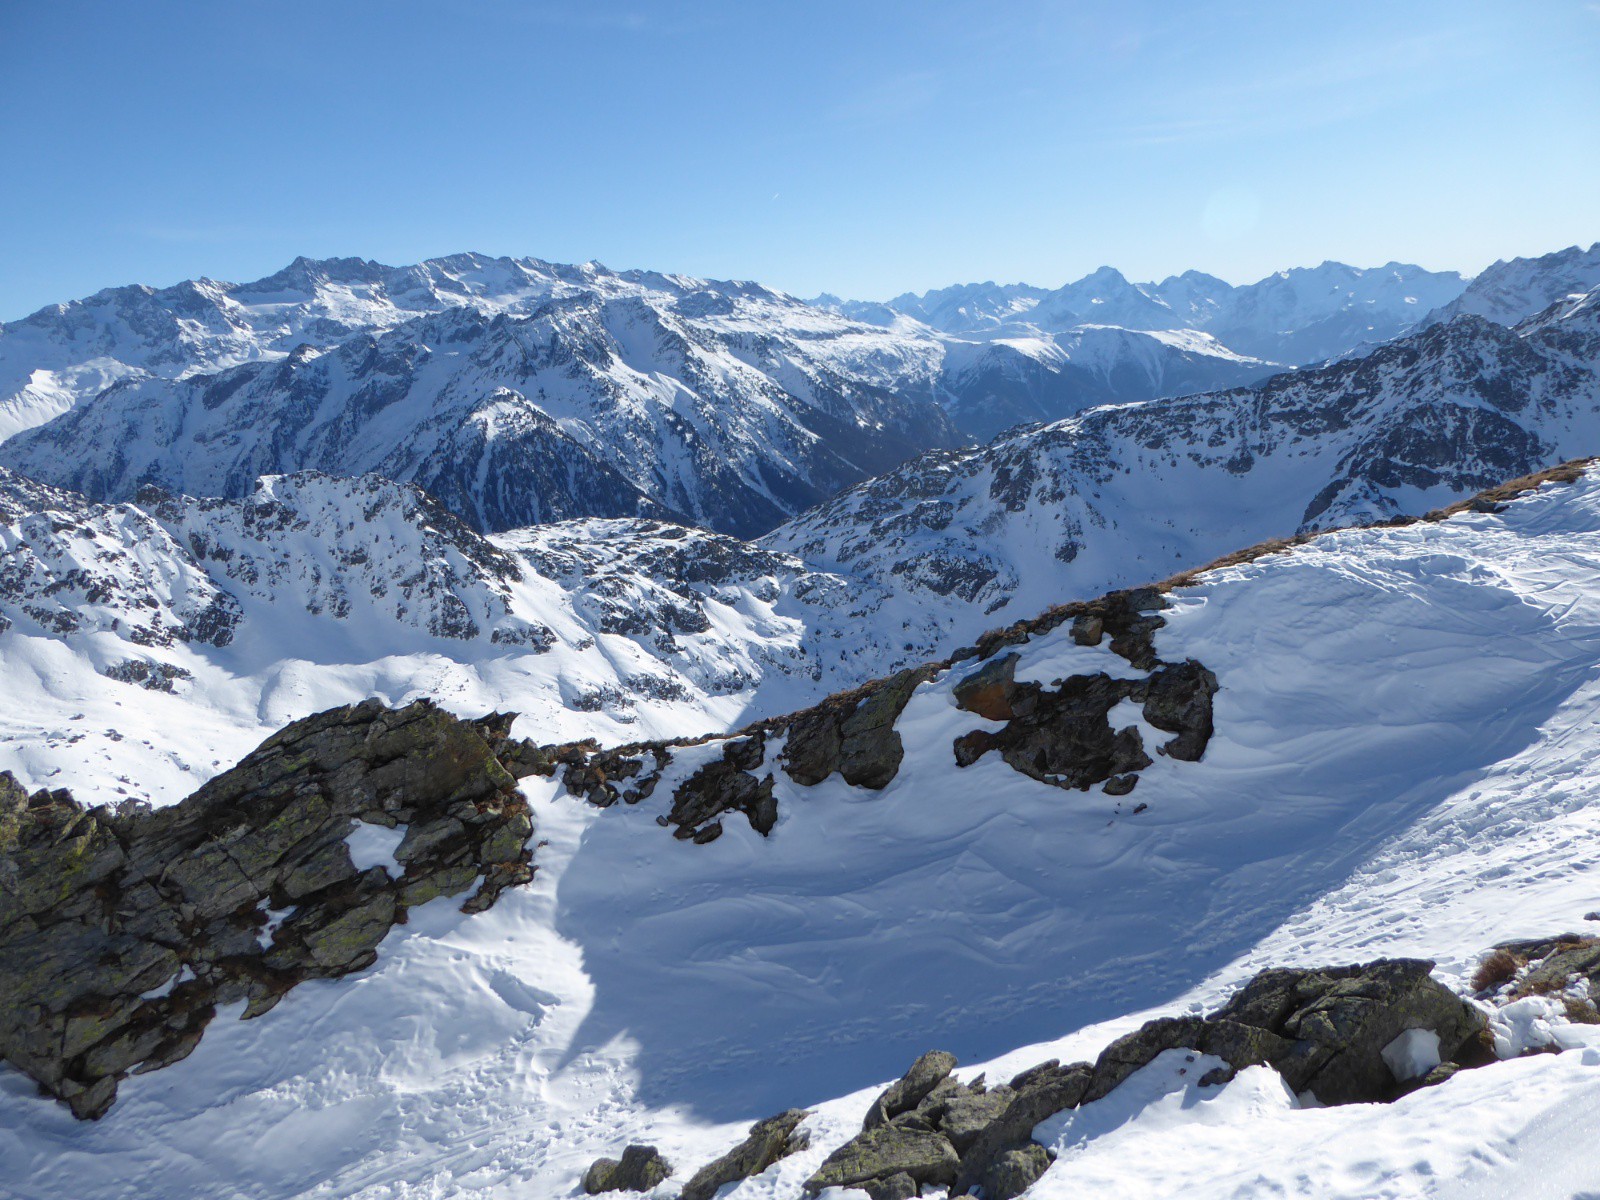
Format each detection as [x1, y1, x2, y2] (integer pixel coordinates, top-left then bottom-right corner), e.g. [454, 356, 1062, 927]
[805, 1121, 960, 1196]
[581, 1144, 673, 1194]
[552, 660, 941, 839]
[950, 590, 1217, 792]
[735, 958, 1488, 1199]
[679, 1109, 810, 1200]
[0, 699, 537, 1119]
[550, 586, 1218, 844]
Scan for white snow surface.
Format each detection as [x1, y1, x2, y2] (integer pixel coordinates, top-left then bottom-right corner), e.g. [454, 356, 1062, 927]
[7, 468, 1600, 1195]
[346, 822, 407, 877]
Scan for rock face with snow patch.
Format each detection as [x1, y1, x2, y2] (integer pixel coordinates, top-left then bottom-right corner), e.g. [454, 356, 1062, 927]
[1421, 242, 1600, 330]
[0, 699, 535, 1119]
[552, 586, 1216, 840]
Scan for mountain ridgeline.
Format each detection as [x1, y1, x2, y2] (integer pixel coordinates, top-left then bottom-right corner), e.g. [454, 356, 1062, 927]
[2, 243, 1594, 538]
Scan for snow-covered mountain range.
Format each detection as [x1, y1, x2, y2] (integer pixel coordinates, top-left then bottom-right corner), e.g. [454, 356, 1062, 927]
[771, 287, 1600, 652]
[4, 244, 1589, 531]
[820, 260, 1465, 365]
[4, 276, 1599, 808]
[1422, 241, 1600, 328]
[6, 235, 1600, 1200]
[0, 256, 963, 537]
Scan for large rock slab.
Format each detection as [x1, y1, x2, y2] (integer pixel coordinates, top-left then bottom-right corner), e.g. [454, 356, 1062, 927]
[0, 699, 536, 1118]
[804, 1122, 959, 1194]
[679, 1108, 809, 1200]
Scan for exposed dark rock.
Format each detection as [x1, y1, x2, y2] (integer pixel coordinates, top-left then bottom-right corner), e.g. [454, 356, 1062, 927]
[1206, 959, 1489, 1105]
[679, 1108, 810, 1200]
[949, 590, 1215, 793]
[783, 665, 935, 790]
[952, 671, 1153, 789]
[1141, 660, 1219, 760]
[670, 749, 777, 841]
[0, 699, 536, 1119]
[547, 584, 1213, 842]
[582, 1144, 672, 1194]
[99, 659, 195, 693]
[949, 653, 1021, 720]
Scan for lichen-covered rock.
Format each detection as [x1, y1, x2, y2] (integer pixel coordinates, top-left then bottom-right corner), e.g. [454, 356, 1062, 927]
[804, 1122, 960, 1195]
[582, 1144, 672, 1194]
[863, 1049, 959, 1129]
[0, 699, 537, 1119]
[862, 1172, 917, 1200]
[953, 1061, 1090, 1194]
[679, 1108, 809, 1200]
[981, 1142, 1052, 1200]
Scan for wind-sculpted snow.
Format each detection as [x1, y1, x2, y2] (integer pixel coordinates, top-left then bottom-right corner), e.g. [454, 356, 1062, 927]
[9, 466, 1600, 1196]
[769, 290, 1600, 653]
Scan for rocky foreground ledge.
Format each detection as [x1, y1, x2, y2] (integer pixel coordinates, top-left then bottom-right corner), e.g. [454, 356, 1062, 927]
[0, 699, 538, 1119]
[585, 946, 1600, 1200]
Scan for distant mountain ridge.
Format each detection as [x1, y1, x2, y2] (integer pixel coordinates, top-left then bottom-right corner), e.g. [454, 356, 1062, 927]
[769, 286, 1600, 649]
[0, 257, 962, 537]
[3, 243, 1595, 535]
[815, 259, 1466, 365]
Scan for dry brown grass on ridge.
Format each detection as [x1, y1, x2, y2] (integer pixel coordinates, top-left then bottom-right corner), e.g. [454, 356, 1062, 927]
[1154, 457, 1600, 595]
[1470, 947, 1525, 993]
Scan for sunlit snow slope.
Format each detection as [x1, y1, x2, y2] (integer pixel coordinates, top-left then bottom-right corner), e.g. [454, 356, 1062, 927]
[6, 466, 1600, 1197]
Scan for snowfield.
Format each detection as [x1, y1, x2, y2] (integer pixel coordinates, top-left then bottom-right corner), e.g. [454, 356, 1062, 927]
[6, 466, 1600, 1196]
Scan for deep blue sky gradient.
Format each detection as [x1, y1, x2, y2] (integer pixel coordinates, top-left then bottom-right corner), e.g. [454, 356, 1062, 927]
[2, 0, 1597, 318]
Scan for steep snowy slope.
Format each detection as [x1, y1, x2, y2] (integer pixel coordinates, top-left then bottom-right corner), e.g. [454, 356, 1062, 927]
[1423, 241, 1600, 329]
[8, 464, 1600, 1197]
[0, 281, 958, 537]
[770, 289, 1600, 653]
[0, 468, 941, 804]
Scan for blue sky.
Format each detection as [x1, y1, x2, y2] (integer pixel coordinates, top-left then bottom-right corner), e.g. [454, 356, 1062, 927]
[2, 0, 1597, 318]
